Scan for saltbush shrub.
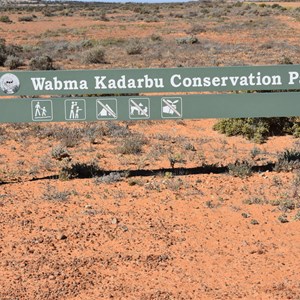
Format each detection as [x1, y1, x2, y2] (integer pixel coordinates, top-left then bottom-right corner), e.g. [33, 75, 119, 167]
[5, 44, 23, 56]
[213, 117, 299, 144]
[29, 55, 55, 70]
[0, 16, 12, 23]
[274, 149, 300, 171]
[176, 36, 198, 45]
[4, 55, 23, 70]
[82, 47, 105, 64]
[117, 133, 147, 154]
[126, 42, 143, 55]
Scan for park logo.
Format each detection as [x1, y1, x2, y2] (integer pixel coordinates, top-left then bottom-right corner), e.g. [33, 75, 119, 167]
[0, 73, 20, 94]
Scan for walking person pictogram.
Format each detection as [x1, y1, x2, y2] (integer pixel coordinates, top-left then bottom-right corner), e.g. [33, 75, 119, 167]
[41, 107, 47, 117]
[31, 100, 53, 121]
[34, 101, 42, 117]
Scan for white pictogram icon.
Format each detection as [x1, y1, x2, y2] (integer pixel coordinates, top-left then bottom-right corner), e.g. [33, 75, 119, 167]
[65, 99, 86, 121]
[31, 100, 53, 121]
[129, 98, 150, 119]
[96, 99, 117, 120]
[161, 97, 182, 118]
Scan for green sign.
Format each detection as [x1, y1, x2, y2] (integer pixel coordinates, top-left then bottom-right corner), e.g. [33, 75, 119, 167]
[1, 92, 300, 123]
[0, 65, 300, 123]
[0, 65, 300, 96]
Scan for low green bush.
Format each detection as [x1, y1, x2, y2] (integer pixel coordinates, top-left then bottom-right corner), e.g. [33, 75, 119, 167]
[213, 117, 300, 144]
[0, 15, 12, 23]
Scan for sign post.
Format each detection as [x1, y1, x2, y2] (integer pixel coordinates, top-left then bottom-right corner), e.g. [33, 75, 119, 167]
[0, 65, 299, 123]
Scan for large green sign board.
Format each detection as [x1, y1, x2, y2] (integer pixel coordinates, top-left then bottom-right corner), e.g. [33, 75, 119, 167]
[1, 65, 300, 96]
[0, 65, 299, 123]
[0, 93, 300, 123]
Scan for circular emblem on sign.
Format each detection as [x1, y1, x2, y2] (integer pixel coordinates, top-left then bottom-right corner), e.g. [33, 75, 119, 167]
[0, 73, 20, 94]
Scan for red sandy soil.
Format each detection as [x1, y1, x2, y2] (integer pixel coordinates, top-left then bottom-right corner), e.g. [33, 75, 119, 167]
[0, 119, 300, 299]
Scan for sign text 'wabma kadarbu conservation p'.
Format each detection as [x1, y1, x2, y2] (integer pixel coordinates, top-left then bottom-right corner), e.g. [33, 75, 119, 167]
[0, 64, 299, 123]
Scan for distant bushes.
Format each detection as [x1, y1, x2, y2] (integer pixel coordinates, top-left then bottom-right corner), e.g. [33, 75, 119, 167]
[0, 15, 12, 23]
[18, 15, 34, 22]
[214, 117, 300, 144]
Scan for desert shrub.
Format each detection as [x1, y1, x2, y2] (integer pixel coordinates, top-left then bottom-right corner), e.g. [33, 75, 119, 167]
[243, 197, 266, 205]
[117, 133, 147, 154]
[164, 178, 184, 191]
[82, 47, 105, 64]
[150, 34, 162, 42]
[43, 10, 56, 17]
[294, 211, 300, 221]
[274, 149, 300, 171]
[228, 160, 252, 178]
[184, 142, 196, 151]
[278, 199, 297, 212]
[250, 219, 259, 225]
[94, 172, 124, 184]
[106, 121, 130, 137]
[51, 145, 70, 161]
[18, 15, 34, 22]
[176, 36, 198, 45]
[271, 3, 286, 11]
[29, 55, 55, 70]
[279, 56, 293, 65]
[60, 161, 101, 180]
[71, 39, 94, 50]
[84, 123, 106, 144]
[168, 153, 186, 168]
[126, 41, 143, 55]
[278, 214, 289, 223]
[42, 185, 70, 202]
[4, 55, 23, 70]
[97, 12, 109, 21]
[213, 117, 295, 144]
[0, 15, 12, 23]
[5, 44, 23, 56]
[55, 127, 83, 148]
